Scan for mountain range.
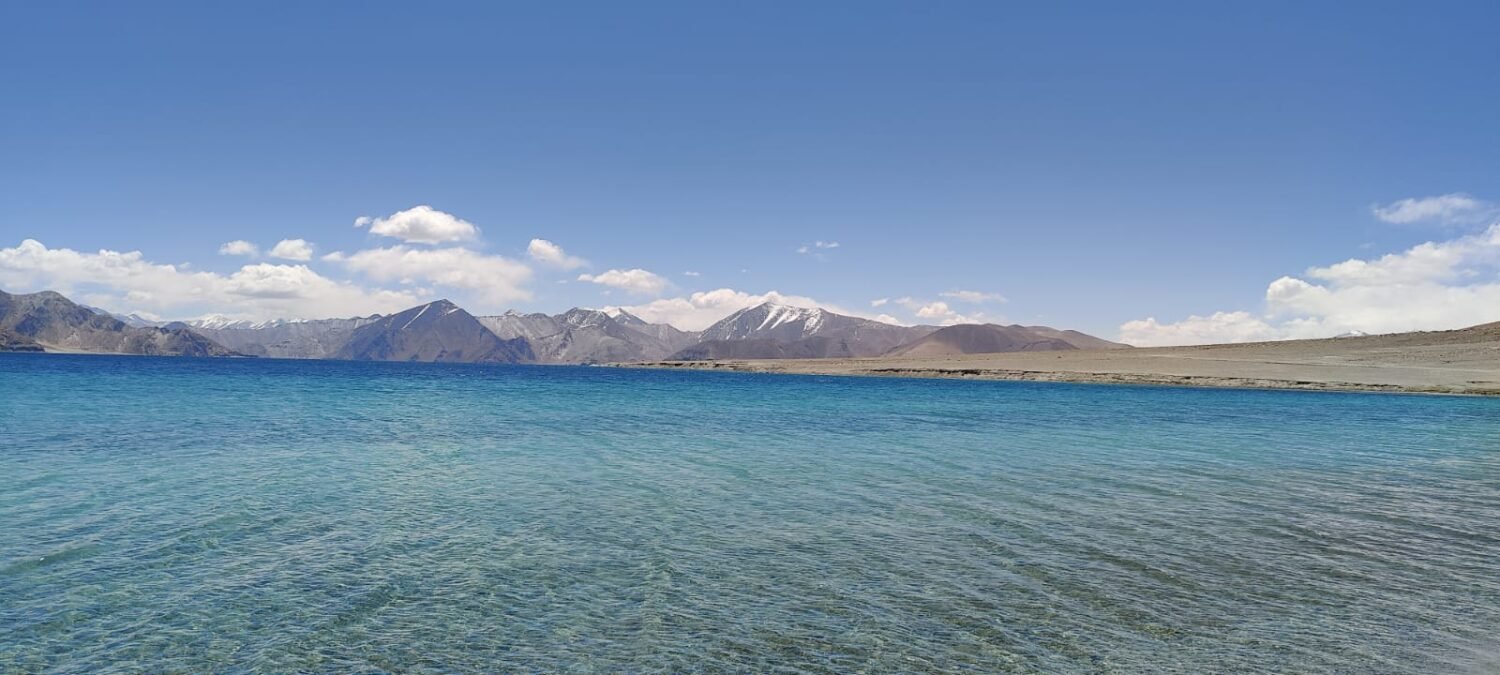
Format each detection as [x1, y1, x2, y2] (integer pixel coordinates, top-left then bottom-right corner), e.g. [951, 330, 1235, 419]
[0, 287, 1128, 361]
[0, 290, 236, 357]
[478, 308, 698, 363]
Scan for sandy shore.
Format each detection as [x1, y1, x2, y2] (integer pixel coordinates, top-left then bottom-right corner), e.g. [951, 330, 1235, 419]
[617, 323, 1500, 396]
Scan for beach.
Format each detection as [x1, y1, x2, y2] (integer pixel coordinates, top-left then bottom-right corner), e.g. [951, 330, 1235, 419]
[619, 322, 1500, 395]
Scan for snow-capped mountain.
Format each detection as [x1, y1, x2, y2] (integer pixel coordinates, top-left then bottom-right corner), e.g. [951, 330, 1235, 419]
[183, 314, 252, 330]
[697, 303, 834, 342]
[183, 315, 298, 331]
[687, 302, 936, 358]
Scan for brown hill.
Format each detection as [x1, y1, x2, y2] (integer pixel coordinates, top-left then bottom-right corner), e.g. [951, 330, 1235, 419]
[884, 324, 1122, 358]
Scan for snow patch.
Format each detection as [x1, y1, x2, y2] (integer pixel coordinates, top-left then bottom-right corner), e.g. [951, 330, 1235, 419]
[401, 303, 433, 329]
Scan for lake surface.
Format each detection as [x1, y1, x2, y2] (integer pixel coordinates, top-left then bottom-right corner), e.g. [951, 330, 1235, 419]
[3, 354, 1499, 673]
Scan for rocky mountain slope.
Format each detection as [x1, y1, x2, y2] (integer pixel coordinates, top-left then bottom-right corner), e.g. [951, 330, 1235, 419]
[0, 290, 236, 356]
[333, 300, 534, 363]
[605, 309, 700, 351]
[478, 308, 698, 363]
[0, 328, 44, 352]
[187, 316, 383, 359]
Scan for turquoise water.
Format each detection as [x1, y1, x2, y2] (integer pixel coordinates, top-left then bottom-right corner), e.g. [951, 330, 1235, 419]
[2, 355, 1499, 673]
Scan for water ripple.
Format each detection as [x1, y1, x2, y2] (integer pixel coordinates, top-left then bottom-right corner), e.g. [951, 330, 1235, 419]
[1, 354, 1498, 673]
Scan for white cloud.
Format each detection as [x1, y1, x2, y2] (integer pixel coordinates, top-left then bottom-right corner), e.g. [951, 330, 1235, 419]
[1372, 193, 1490, 225]
[1119, 312, 1282, 347]
[939, 290, 1007, 304]
[914, 301, 951, 319]
[797, 240, 840, 255]
[683, 271, 701, 277]
[913, 300, 988, 326]
[871, 298, 889, 307]
[578, 268, 670, 296]
[354, 205, 480, 244]
[611, 289, 847, 331]
[1120, 223, 1500, 346]
[268, 238, 314, 261]
[886, 296, 989, 325]
[0, 239, 420, 321]
[218, 240, 259, 257]
[329, 245, 533, 308]
[527, 239, 588, 270]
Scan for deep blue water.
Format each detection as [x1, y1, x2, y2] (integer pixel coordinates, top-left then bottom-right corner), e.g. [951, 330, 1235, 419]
[2, 354, 1499, 673]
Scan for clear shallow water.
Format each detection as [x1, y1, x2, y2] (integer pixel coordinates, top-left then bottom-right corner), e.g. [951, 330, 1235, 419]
[2, 355, 1499, 673]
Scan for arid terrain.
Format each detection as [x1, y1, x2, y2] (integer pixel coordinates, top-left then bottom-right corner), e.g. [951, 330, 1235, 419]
[620, 321, 1500, 395]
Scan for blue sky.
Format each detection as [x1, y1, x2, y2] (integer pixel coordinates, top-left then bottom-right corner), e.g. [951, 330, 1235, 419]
[2, 1, 1498, 342]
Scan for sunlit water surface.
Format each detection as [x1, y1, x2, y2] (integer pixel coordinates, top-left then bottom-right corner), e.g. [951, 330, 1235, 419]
[3, 354, 1499, 673]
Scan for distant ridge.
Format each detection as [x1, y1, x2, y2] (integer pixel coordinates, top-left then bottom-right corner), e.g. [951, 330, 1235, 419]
[190, 315, 383, 359]
[883, 324, 1130, 357]
[3, 288, 1125, 365]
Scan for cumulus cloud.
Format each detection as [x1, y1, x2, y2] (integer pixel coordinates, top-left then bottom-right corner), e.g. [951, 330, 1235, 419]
[1119, 312, 1282, 347]
[328, 245, 533, 308]
[870, 298, 889, 307]
[610, 289, 846, 330]
[1120, 223, 1500, 346]
[218, 240, 259, 257]
[914, 300, 987, 326]
[354, 205, 480, 244]
[526, 239, 588, 270]
[887, 296, 989, 325]
[577, 268, 670, 296]
[939, 290, 1007, 304]
[0, 239, 419, 320]
[1372, 193, 1491, 225]
[268, 238, 314, 261]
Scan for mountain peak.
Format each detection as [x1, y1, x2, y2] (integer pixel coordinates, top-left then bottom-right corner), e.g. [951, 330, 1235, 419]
[335, 299, 532, 363]
[559, 307, 613, 329]
[753, 300, 818, 313]
[603, 307, 648, 326]
[414, 299, 466, 317]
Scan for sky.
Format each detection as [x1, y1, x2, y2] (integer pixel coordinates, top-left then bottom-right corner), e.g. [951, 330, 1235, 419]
[2, 1, 1498, 344]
